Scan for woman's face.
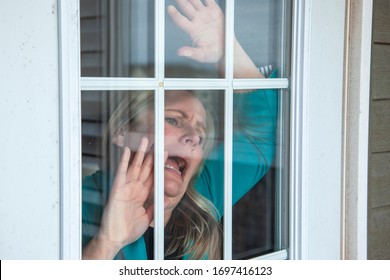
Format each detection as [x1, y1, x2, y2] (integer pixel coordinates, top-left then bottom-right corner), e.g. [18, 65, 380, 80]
[121, 91, 207, 212]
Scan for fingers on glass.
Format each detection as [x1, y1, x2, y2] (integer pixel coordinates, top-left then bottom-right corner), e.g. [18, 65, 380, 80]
[204, 0, 217, 7]
[113, 147, 131, 187]
[126, 137, 148, 182]
[176, 0, 197, 19]
[187, 0, 206, 10]
[138, 144, 154, 183]
[167, 5, 191, 32]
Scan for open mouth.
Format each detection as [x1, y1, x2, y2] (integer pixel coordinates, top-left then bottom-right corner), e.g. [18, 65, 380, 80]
[165, 156, 187, 178]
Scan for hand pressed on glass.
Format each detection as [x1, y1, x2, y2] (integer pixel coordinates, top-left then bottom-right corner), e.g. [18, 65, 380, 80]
[167, 0, 224, 63]
[83, 138, 167, 259]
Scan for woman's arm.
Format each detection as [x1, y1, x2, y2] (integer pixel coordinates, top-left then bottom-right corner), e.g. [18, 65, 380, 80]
[168, 0, 277, 215]
[196, 87, 278, 215]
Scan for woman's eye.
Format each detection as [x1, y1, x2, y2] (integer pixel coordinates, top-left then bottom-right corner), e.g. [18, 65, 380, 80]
[165, 117, 178, 126]
[198, 134, 205, 146]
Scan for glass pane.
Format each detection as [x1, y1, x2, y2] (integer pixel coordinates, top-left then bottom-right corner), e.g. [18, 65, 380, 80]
[81, 89, 227, 260]
[232, 88, 289, 259]
[80, 0, 155, 77]
[165, 0, 226, 78]
[82, 90, 156, 259]
[230, 0, 291, 259]
[234, 0, 291, 78]
[163, 90, 225, 260]
[80, 0, 291, 260]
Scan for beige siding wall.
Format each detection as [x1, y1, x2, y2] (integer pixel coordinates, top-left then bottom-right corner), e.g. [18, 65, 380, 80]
[368, 0, 390, 260]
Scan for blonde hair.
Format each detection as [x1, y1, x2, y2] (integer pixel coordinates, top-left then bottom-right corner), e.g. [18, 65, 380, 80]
[104, 90, 222, 259]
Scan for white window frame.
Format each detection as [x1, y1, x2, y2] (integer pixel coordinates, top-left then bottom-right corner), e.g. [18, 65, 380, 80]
[58, 0, 82, 259]
[58, 0, 310, 260]
[289, 0, 347, 260]
[288, 0, 310, 260]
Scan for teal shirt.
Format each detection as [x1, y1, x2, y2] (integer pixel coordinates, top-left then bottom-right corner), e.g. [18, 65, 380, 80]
[82, 78, 278, 259]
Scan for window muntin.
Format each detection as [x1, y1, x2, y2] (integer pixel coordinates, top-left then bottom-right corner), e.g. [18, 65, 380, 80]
[80, 0, 290, 260]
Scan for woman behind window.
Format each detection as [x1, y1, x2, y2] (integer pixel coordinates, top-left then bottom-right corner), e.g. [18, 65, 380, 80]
[82, 0, 277, 259]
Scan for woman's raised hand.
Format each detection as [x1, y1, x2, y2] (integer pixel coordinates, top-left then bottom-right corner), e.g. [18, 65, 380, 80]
[168, 0, 262, 79]
[168, 0, 225, 63]
[84, 137, 156, 259]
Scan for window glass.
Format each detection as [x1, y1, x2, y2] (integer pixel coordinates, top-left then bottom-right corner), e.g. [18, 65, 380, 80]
[82, 90, 156, 259]
[234, 0, 284, 76]
[232, 0, 291, 259]
[80, 0, 155, 77]
[80, 0, 290, 260]
[165, 0, 225, 78]
[232, 89, 290, 259]
[163, 90, 225, 260]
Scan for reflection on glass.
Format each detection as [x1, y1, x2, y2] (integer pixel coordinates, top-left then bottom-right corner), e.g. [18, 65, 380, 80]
[234, 0, 291, 78]
[80, 0, 155, 77]
[230, 0, 291, 259]
[232, 86, 278, 259]
[165, 0, 226, 78]
[232, 87, 289, 259]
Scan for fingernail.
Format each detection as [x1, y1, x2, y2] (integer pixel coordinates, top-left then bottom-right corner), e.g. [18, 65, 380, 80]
[141, 137, 148, 150]
[167, 5, 175, 13]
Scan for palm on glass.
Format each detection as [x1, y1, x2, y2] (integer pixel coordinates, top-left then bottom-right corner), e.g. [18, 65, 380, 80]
[168, 0, 225, 63]
[97, 138, 160, 255]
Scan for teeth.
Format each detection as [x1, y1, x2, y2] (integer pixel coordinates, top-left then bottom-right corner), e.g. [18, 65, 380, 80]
[165, 164, 182, 175]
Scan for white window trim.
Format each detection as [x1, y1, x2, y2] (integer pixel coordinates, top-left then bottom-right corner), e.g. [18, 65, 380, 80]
[288, 0, 311, 260]
[289, 0, 349, 259]
[341, 0, 372, 260]
[254, 249, 288, 260]
[58, 0, 82, 260]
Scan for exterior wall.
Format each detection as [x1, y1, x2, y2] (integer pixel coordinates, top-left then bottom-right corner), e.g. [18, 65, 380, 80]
[0, 0, 60, 259]
[368, 0, 390, 260]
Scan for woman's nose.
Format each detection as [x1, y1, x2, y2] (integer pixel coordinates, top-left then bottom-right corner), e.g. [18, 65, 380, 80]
[180, 125, 200, 149]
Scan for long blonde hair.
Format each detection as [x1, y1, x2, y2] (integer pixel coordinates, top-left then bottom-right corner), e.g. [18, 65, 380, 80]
[104, 90, 222, 259]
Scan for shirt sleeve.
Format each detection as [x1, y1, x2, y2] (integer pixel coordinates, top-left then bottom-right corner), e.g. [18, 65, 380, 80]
[195, 75, 278, 216]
